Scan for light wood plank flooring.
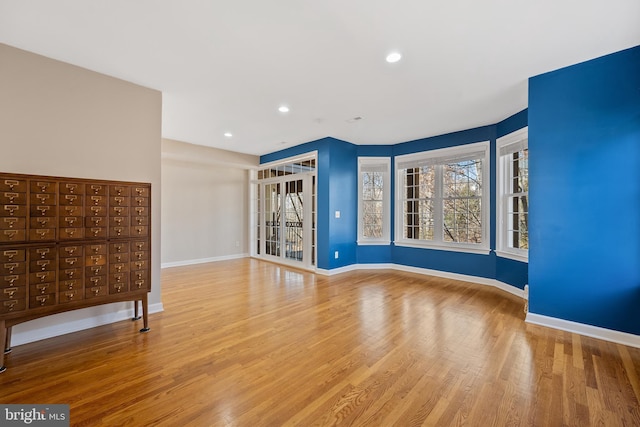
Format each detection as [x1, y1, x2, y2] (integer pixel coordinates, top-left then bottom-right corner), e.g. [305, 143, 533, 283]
[1, 258, 639, 426]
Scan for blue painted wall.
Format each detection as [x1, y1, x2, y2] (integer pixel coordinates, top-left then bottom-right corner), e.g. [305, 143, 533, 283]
[528, 46, 640, 334]
[261, 119, 530, 288]
[260, 137, 358, 270]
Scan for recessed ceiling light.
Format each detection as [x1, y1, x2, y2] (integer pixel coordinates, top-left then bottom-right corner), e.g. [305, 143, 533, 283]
[224, 132, 233, 137]
[386, 52, 402, 63]
[278, 106, 290, 113]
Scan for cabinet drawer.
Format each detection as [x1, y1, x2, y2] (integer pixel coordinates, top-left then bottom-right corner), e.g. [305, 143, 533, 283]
[2, 205, 27, 217]
[131, 260, 148, 271]
[109, 272, 129, 285]
[30, 205, 55, 217]
[60, 228, 84, 240]
[59, 290, 82, 303]
[87, 195, 108, 207]
[110, 282, 129, 294]
[59, 256, 82, 269]
[30, 180, 56, 194]
[85, 254, 106, 266]
[87, 184, 107, 196]
[110, 226, 129, 238]
[132, 196, 149, 207]
[59, 268, 82, 281]
[131, 226, 149, 237]
[60, 245, 82, 258]
[130, 269, 148, 282]
[132, 206, 149, 217]
[132, 186, 149, 197]
[29, 228, 56, 241]
[86, 244, 107, 255]
[109, 242, 130, 254]
[85, 205, 107, 217]
[109, 196, 130, 207]
[131, 278, 149, 291]
[30, 271, 56, 283]
[1, 286, 26, 301]
[30, 283, 55, 296]
[30, 259, 55, 272]
[1, 249, 25, 263]
[110, 263, 130, 274]
[30, 294, 56, 309]
[86, 276, 106, 289]
[29, 247, 56, 260]
[85, 216, 106, 228]
[60, 216, 82, 228]
[0, 179, 27, 193]
[132, 216, 149, 226]
[60, 182, 85, 195]
[109, 216, 129, 227]
[131, 251, 149, 261]
[31, 217, 55, 229]
[1, 217, 26, 230]
[86, 227, 107, 239]
[1, 262, 26, 275]
[86, 265, 106, 277]
[1, 229, 26, 243]
[59, 279, 82, 292]
[0, 192, 26, 205]
[60, 194, 83, 206]
[30, 193, 57, 206]
[131, 240, 149, 252]
[2, 275, 26, 288]
[110, 206, 129, 217]
[85, 285, 107, 299]
[109, 252, 130, 264]
[1, 299, 26, 314]
[109, 185, 130, 197]
[61, 205, 82, 217]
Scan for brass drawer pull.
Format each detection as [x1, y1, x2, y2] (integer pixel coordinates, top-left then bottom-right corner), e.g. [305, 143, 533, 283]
[36, 295, 48, 305]
[36, 229, 49, 239]
[4, 180, 19, 190]
[65, 184, 78, 193]
[37, 218, 50, 227]
[91, 217, 102, 225]
[4, 205, 18, 216]
[65, 195, 78, 204]
[66, 281, 77, 289]
[36, 272, 48, 282]
[37, 284, 49, 294]
[4, 300, 17, 311]
[114, 196, 124, 205]
[36, 194, 50, 203]
[113, 207, 123, 215]
[3, 218, 18, 228]
[135, 207, 144, 215]
[90, 185, 102, 194]
[90, 207, 102, 215]
[36, 182, 50, 192]
[91, 266, 102, 274]
[91, 196, 102, 205]
[37, 248, 50, 257]
[4, 192, 18, 203]
[4, 275, 18, 285]
[37, 260, 50, 270]
[36, 206, 50, 215]
[64, 247, 78, 256]
[64, 217, 76, 226]
[91, 255, 102, 265]
[65, 291, 75, 300]
[4, 230, 18, 240]
[65, 258, 77, 266]
[135, 188, 145, 196]
[3, 288, 17, 298]
[4, 262, 18, 273]
[91, 246, 102, 254]
[134, 280, 144, 289]
[65, 270, 75, 278]
[3, 250, 18, 260]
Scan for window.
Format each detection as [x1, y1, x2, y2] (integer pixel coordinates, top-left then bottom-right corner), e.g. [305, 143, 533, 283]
[395, 141, 490, 253]
[358, 157, 391, 244]
[496, 127, 528, 261]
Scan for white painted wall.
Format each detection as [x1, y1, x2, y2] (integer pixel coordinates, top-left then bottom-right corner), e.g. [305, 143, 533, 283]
[0, 43, 162, 345]
[161, 139, 258, 267]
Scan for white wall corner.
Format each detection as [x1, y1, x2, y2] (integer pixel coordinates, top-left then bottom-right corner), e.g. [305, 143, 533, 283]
[161, 253, 249, 269]
[525, 312, 640, 349]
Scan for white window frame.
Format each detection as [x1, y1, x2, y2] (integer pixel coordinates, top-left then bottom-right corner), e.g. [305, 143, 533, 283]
[496, 127, 528, 262]
[394, 141, 490, 254]
[357, 157, 391, 245]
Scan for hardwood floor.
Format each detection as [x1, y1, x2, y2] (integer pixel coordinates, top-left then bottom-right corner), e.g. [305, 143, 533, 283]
[1, 258, 639, 426]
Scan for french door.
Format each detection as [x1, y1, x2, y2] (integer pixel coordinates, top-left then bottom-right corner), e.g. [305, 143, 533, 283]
[259, 174, 314, 269]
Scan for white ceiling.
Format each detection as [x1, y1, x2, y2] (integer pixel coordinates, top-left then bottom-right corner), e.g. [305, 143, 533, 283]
[1, 1, 639, 156]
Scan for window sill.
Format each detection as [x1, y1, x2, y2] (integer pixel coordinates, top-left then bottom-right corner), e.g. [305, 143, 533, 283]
[495, 250, 528, 263]
[393, 240, 491, 255]
[357, 240, 391, 246]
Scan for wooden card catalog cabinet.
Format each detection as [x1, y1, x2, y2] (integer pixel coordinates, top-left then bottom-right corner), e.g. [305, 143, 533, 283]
[0, 173, 151, 372]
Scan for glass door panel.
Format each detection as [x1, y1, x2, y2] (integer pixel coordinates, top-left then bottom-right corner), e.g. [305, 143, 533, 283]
[264, 183, 281, 257]
[284, 179, 304, 262]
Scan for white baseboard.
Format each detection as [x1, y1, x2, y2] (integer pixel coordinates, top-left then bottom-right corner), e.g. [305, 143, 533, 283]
[526, 312, 640, 349]
[11, 302, 164, 347]
[317, 263, 526, 299]
[161, 253, 248, 269]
